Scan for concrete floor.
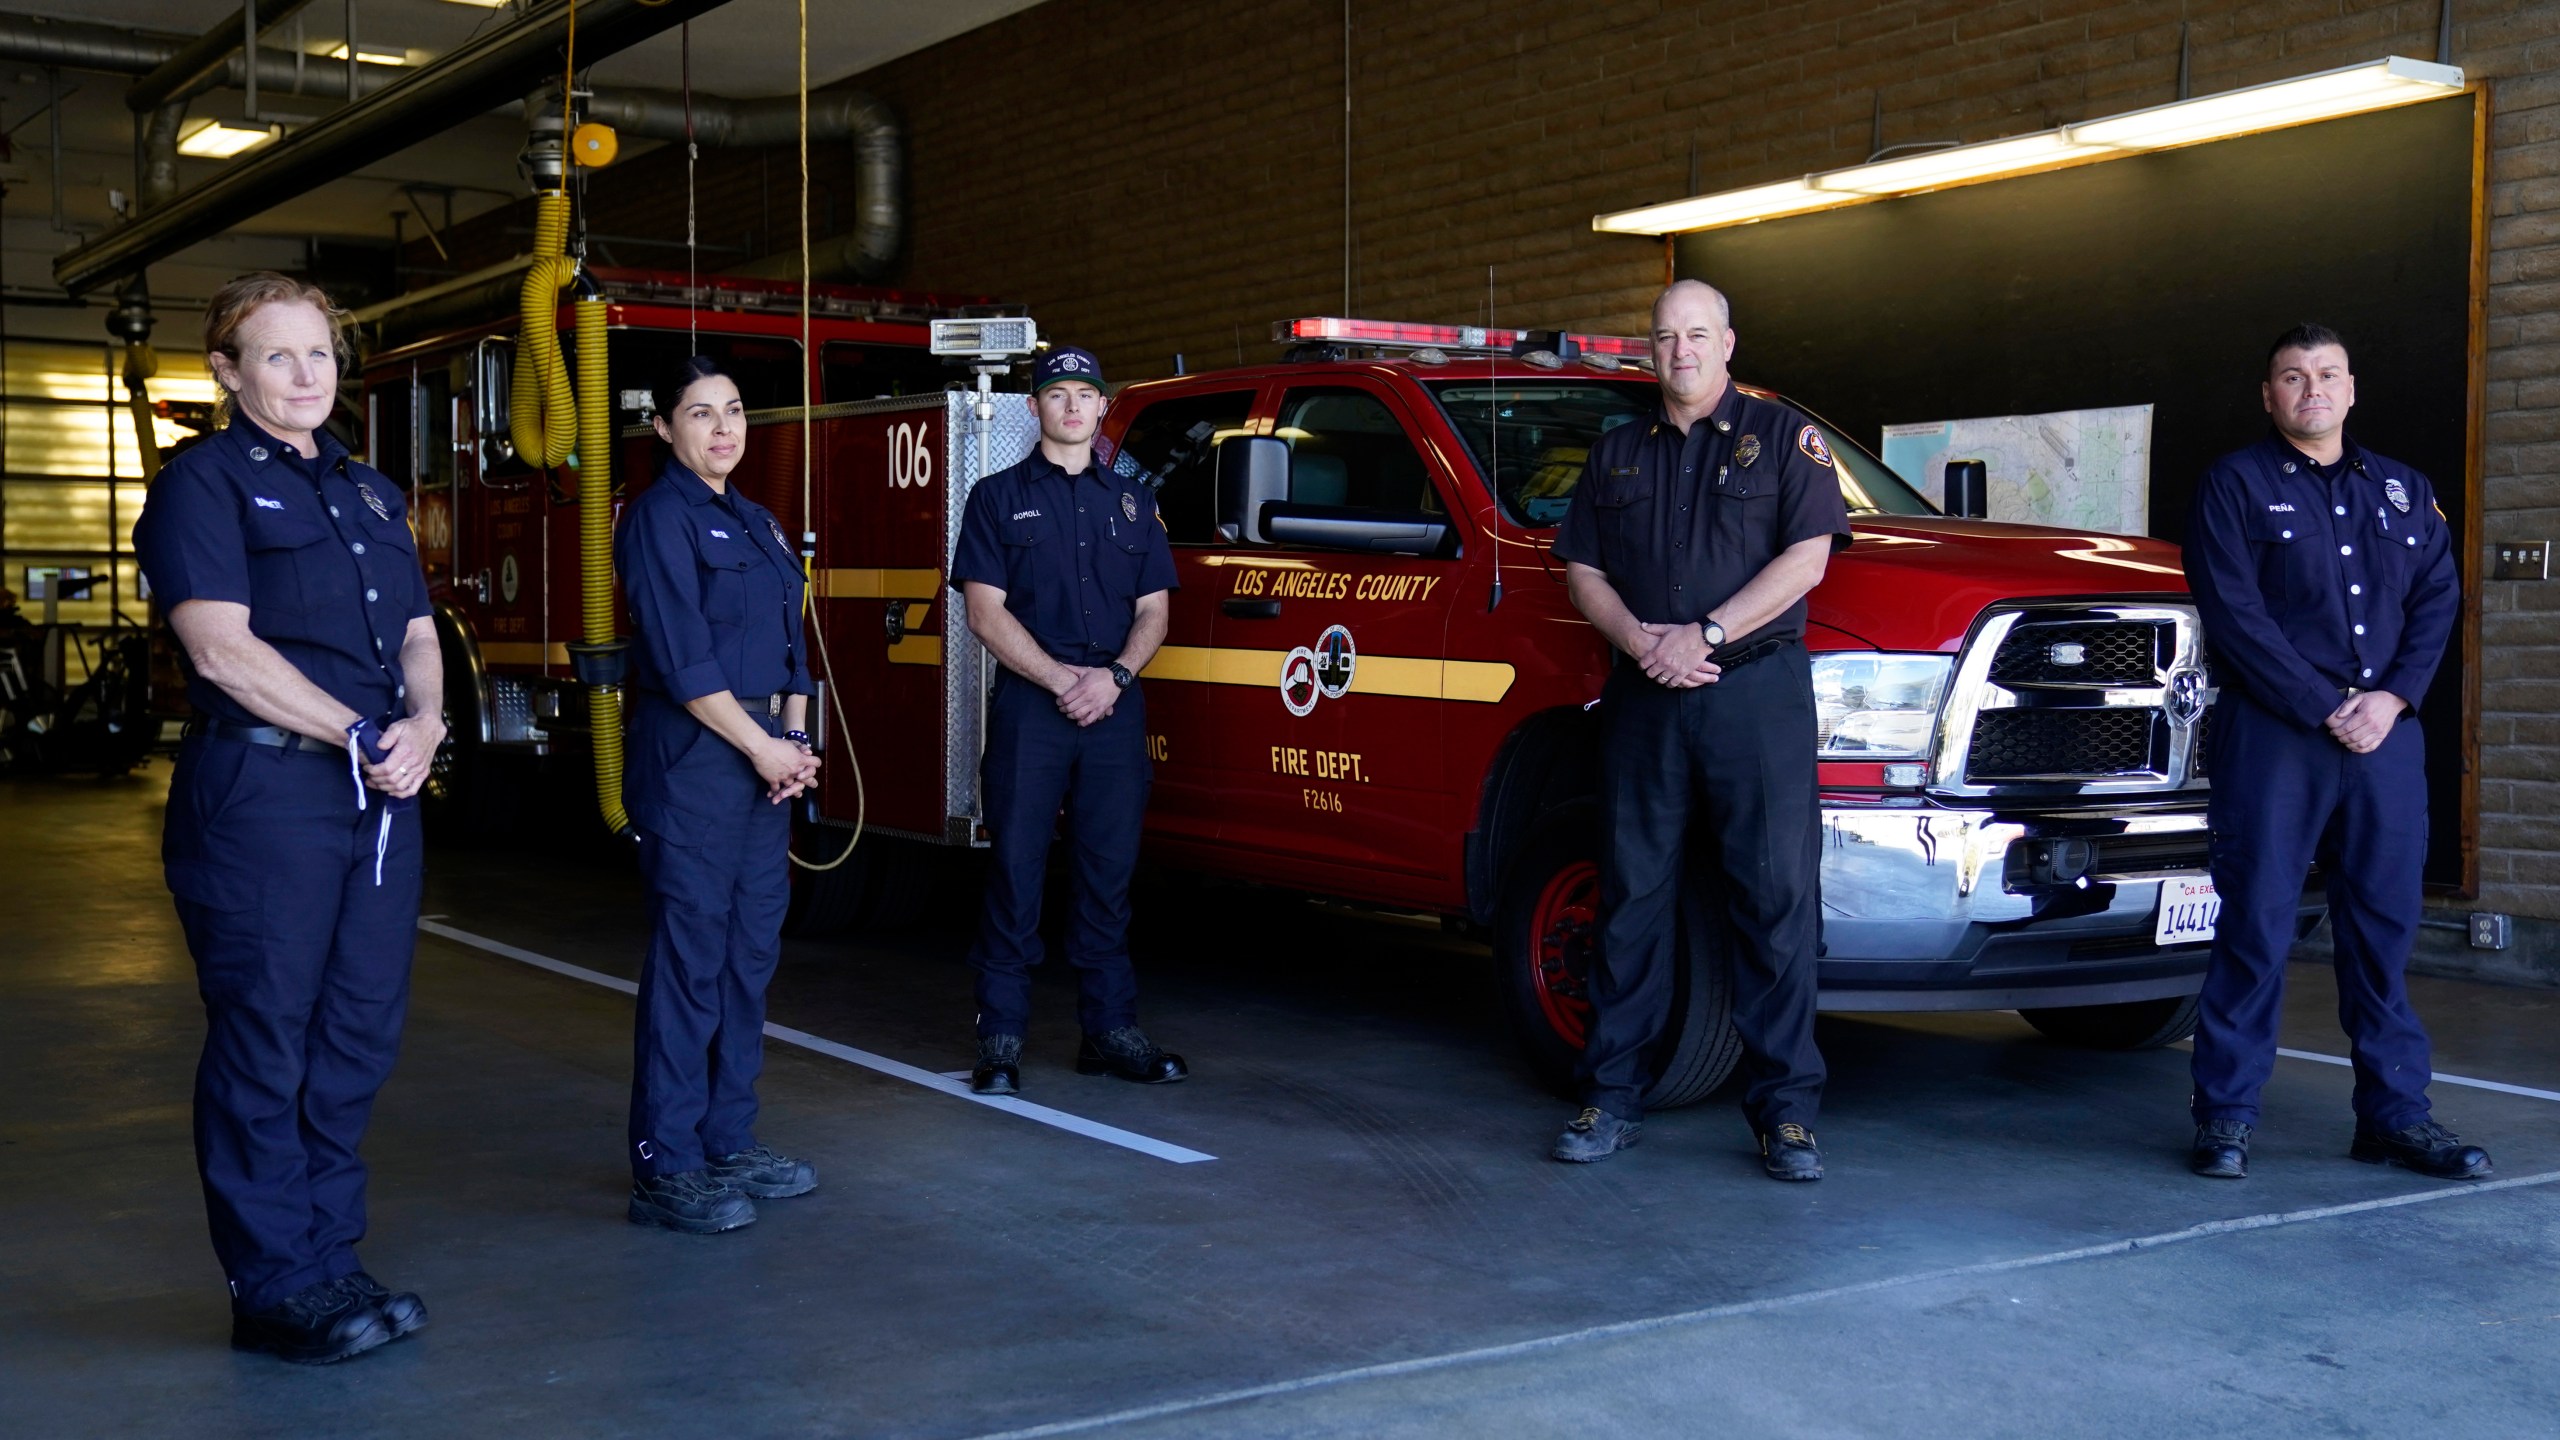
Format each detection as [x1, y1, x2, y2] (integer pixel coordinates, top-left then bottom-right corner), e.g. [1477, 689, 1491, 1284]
[6, 767, 2559, 1439]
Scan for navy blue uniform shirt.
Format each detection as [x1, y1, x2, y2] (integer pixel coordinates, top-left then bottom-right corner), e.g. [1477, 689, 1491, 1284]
[617, 460, 813, 704]
[1552, 385, 1852, 643]
[950, 447, 1180, 665]
[2184, 433, 2459, 731]
[134, 415, 430, 725]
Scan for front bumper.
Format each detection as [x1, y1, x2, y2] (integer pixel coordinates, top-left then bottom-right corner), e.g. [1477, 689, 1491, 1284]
[1813, 801, 2316, 1012]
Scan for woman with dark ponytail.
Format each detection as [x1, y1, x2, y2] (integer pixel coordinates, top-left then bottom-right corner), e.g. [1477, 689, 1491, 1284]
[614, 354, 823, 1233]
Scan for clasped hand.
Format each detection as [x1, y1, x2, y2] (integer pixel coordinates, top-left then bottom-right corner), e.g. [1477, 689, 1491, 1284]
[1053, 665, 1121, 727]
[753, 735, 821, 804]
[1636, 622, 1722, 689]
[359, 714, 447, 801]
[2324, 690, 2404, 755]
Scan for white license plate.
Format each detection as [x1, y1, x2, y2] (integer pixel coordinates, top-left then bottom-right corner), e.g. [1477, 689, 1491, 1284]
[2155, 876, 2220, 946]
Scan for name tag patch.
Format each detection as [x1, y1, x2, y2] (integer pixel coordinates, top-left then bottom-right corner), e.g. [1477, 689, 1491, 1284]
[253, 496, 285, 510]
[2266, 502, 2296, 512]
[709, 528, 731, 539]
[1011, 509, 1042, 520]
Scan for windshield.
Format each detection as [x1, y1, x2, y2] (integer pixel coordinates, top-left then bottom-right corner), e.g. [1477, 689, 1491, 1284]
[1423, 377, 1936, 526]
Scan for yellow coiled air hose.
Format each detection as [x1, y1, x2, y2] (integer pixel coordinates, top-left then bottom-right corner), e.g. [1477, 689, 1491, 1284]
[510, 191, 578, 469]
[573, 289, 631, 838]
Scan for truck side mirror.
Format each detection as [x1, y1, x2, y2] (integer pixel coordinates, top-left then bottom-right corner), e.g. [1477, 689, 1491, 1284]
[1216, 435, 1290, 544]
[1944, 459, 1987, 519]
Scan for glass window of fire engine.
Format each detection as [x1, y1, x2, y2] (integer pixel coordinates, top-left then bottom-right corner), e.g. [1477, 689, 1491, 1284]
[1272, 386, 1439, 516]
[1112, 389, 1257, 545]
[821, 341, 952, 403]
[595, 330, 804, 425]
[1424, 378, 1936, 525]
[420, 362, 456, 493]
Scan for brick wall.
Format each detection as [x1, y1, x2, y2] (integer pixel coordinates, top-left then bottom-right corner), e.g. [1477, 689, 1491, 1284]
[423, 0, 2560, 918]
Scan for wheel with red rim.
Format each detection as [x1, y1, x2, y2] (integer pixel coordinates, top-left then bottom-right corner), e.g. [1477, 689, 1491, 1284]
[1495, 803, 1741, 1109]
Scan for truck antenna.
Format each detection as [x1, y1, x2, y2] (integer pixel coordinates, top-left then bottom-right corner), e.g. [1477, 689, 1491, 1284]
[1486, 263, 1503, 612]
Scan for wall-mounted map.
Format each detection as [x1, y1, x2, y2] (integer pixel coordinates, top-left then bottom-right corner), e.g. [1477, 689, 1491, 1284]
[1880, 404, 2154, 537]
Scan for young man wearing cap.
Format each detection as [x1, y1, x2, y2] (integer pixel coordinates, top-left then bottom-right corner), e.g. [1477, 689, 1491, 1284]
[949, 347, 1189, 1095]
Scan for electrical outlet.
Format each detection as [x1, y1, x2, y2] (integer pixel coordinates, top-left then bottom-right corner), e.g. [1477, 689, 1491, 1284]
[2469, 912, 2512, 951]
[2491, 541, 2549, 581]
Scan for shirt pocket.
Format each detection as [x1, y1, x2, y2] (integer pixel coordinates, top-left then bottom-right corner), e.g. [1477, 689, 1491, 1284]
[2243, 508, 2308, 608]
[1710, 473, 1777, 563]
[2369, 507, 2420, 591]
[697, 539, 759, 629]
[242, 506, 335, 623]
[1593, 467, 1654, 562]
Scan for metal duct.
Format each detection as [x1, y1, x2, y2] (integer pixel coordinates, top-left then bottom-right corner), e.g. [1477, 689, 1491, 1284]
[0, 14, 407, 99]
[579, 87, 904, 282]
[139, 101, 188, 211]
[125, 0, 319, 111]
[53, 0, 735, 295]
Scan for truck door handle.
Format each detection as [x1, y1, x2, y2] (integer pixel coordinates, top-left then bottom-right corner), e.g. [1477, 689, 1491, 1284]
[1222, 598, 1282, 619]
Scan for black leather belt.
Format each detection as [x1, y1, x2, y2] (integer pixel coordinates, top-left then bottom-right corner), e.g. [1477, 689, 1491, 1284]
[1709, 636, 1793, 672]
[739, 693, 784, 718]
[187, 717, 344, 758]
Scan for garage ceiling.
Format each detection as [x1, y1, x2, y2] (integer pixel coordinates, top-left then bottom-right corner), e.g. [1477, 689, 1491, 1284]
[0, 0, 1045, 332]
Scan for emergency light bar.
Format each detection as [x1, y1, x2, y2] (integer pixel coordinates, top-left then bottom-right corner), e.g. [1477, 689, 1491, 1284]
[1274, 316, 1651, 361]
[931, 317, 1040, 360]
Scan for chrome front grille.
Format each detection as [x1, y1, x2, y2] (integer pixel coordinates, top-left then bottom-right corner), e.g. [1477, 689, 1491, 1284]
[1934, 603, 2214, 797]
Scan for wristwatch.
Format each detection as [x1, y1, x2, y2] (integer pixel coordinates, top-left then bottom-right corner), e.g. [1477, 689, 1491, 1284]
[1701, 620, 1726, 649]
[1108, 662, 1135, 689]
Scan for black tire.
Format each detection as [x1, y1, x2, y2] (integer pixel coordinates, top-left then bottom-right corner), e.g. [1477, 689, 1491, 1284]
[2019, 992, 2203, 1050]
[1494, 803, 1742, 1110]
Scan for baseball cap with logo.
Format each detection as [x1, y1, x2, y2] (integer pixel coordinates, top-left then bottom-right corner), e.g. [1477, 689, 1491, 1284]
[1032, 346, 1107, 394]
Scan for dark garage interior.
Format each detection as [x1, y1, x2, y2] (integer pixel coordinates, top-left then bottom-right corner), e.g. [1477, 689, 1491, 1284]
[5, 2, 2560, 1436]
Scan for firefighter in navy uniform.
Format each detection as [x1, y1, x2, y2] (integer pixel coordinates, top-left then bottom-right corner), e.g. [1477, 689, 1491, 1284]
[135, 274, 438, 1364]
[617, 355, 825, 1234]
[1548, 280, 1852, 1179]
[950, 346, 1187, 1096]
[2181, 324, 2488, 1182]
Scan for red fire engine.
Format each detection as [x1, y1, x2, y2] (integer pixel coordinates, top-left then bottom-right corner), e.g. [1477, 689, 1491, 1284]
[371, 296, 2276, 1111]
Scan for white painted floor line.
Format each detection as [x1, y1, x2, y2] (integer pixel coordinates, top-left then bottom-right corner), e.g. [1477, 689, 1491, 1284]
[959, 1168, 2560, 1440]
[416, 919, 1216, 1165]
[2274, 1046, 2560, 1105]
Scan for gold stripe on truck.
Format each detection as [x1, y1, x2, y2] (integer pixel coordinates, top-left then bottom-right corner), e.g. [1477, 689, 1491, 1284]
[818, 568, 944, 600]
[1143, 645, 1515, 703]
[477, 641, 571, 666]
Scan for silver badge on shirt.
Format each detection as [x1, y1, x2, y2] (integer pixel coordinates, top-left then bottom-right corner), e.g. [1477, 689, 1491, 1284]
[357, 482, 391, 522]
[1122, 492, 1139, 522]
[2383, 476, 2411, 513]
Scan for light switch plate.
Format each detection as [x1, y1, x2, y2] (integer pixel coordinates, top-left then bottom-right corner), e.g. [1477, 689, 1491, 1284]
[2491, 541, 2549, 581]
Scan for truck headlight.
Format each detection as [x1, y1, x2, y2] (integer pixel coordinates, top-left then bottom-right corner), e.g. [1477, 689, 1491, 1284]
[1812, 652, 1953, 760]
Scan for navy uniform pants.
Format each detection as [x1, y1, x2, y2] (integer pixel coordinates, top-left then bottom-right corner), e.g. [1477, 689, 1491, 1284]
[968, 671, 1148, 1039]
[1582, 645, 1825, 1128]
[627, 697, 790, 1180]
[2193, 691, 2433, 1129]
[162, 733, 422, 1313]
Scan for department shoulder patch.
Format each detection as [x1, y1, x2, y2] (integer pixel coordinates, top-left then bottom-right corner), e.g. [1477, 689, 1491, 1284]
[1797, 424, 1834, 467]
[1736, 433, 1762, 468]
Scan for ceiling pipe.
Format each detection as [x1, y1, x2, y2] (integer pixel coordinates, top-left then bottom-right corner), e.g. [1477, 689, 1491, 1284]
[0, 14, 419, 102]
[125, 0, 319, 111]
[52, 0, 735, 296]
[578, 86, 904, 281]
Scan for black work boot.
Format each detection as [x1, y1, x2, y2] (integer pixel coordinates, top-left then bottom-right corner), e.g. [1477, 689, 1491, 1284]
[1076, 1026, 1189, 1084]
[1759, 1123, 1823, 1182]
[231, 1278, 393, 1364]
[709, 1145, 818, 1198]
[2190, 1120, 2252, 1179]
[628, 1169, 757, 1234]
[2351, 1119, 2492, 1180]
[972, 1033, 1024, 1096]
[333, 1271, 427, 1339]
[1551, 1106, 1641, 1163]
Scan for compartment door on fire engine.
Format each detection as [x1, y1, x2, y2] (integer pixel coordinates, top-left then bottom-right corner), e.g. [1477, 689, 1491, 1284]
[1109, 385, 1262, 850]
[1204, 381, 1459, 881]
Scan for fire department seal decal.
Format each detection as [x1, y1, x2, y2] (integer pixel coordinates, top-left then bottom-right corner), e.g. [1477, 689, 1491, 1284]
[1280, 646, 1322, 717]
[358, 482, 390, 522]
[1796, 425, 1834, 468]
[2383, 476, 2411, 513]
[1735, 433, 1762, 468]
[1122, 491, 1139, 523]
[1312, 624, 1356, 700]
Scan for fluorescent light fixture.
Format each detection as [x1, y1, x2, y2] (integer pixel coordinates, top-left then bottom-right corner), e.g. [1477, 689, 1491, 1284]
[440, 0, 510, 6]
[324, 44, 414, 65]
[1595, 56, 2462, 235]
[176, 119, 278, 158]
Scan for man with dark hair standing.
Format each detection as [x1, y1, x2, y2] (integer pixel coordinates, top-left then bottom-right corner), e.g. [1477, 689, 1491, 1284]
[2181, 323, 2487, 1182]
[1546, 279, 1852, 1179]
[950, 346, 1188, 1096]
